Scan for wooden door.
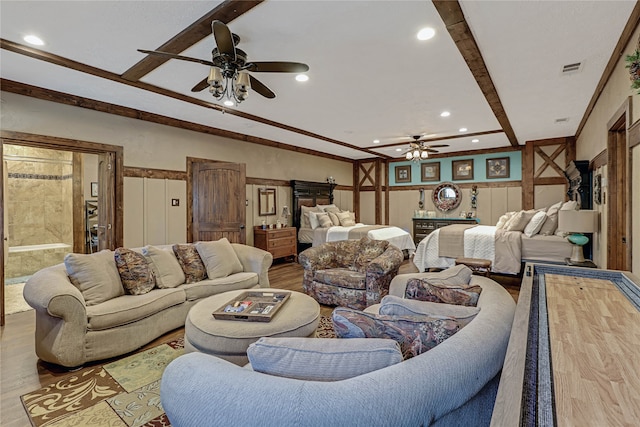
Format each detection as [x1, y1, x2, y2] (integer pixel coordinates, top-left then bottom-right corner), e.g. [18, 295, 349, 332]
[607, 102, 630, 271]
[97, 152, 115, 250]
[192, 161, 246, 243]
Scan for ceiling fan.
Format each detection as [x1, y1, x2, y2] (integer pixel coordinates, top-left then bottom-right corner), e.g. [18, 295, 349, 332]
[402, 135, 449, 161]
[138, 20, 309, 105]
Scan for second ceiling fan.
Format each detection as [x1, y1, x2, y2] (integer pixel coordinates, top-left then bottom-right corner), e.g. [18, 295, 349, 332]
[138, 20, 309, 105]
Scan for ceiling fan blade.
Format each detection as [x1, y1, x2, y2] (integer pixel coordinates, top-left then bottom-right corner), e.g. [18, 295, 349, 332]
[246, 61, 309, 73]
[137, 49, 213, 66]
[191, 77, 209, 92]
[212, 20, 236, 61]
[422, 144, 449, 148]
[249, 75, 276, 99]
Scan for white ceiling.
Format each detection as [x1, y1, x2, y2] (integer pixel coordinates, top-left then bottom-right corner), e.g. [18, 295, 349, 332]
[0, 1, 635, 160]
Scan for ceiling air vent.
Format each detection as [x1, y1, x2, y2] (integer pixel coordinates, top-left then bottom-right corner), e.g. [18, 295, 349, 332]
[562, 62, 582, 74]
[554, 117, 569, 124]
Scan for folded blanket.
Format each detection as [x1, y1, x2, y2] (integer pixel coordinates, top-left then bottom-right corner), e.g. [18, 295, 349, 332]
[438, 224, 477, 258]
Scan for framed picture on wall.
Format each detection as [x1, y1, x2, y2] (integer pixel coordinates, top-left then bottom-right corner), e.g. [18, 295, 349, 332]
[486, 157, 510, 178]
[395, 165, 412, 183]
[452, 159, 474, 181]
[421, 162, 440, 182]
[90, 182, 98, 197]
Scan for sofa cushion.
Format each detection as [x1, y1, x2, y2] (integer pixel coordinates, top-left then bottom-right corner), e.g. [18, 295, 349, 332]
[196, 238, 244, 280]
[247, 337, 403, 381]
[114, 248, 156, 295]
[405, 279, 482, 306]
[379, 295, 479, 326]
[415, 264, 473, 286]
[314, 268, 366, 290]
[86, 288, 186, 330]
[142, 245, 185, 288]
[353, 237, 388, 272]
[173, 244, 208, 284]
[64, 250, 124, 306]
[181, 272, 259, 301]
[332, 307, 461, 358]
[333, 240, 360, 268]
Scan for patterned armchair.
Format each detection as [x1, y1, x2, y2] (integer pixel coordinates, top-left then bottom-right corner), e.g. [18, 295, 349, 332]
[298, 237, 404, 310]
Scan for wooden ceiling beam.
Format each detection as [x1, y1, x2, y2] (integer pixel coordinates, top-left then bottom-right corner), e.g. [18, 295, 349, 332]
[433, 1, 519, 148]
[371, 129, 503, 149]
[121, 0, 263, 81]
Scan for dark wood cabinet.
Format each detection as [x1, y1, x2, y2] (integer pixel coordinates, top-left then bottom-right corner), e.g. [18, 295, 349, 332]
[254, 226, 297, 261]
[412, 217, 478, 245]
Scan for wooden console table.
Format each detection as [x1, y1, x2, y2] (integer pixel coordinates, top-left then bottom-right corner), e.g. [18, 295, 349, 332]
[491, 264, 640, 426]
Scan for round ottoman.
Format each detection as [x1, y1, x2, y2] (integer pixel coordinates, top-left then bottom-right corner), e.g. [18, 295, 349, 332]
[185, 288, 320, 365]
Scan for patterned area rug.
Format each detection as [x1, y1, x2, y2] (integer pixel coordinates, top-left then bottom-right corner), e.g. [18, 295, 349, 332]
[21, 316, 335, 427]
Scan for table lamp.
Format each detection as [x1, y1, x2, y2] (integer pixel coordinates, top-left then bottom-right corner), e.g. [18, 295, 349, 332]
[281, 206, 291, 227]
[557, 209, 599, 265]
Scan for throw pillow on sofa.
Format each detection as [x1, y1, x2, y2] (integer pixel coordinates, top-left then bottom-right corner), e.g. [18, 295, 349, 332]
[195, 238, 244, 279]
[405, 279, 482, 306]
[114, 247, 156, 295]
[332, 307, 461, 358]
[173, 244, 208, 284]
[379, 295, 479, 326]
[142, 246, 185, 288]
[247, 337, 403, 381]
[64, 250, 124, 306]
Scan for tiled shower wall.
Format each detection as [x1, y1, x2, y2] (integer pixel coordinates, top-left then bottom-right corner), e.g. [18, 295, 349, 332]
[4, 145, 73, 279]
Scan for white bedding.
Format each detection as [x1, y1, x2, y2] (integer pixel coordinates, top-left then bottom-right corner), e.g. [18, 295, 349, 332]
[311, 223, 416, 253]
[413, 225, 571, 274]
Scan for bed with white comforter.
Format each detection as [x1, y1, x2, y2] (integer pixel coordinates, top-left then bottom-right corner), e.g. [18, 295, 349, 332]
[303, 223, 416, 253]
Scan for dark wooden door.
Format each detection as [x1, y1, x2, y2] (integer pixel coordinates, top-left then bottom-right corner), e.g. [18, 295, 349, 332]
[97, 152, 115, 251]
[192, 161, 246, 243]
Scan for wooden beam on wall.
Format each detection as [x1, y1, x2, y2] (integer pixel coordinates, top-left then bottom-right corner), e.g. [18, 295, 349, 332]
[375, 158, 382, 224]
[72, 153, 85, 254]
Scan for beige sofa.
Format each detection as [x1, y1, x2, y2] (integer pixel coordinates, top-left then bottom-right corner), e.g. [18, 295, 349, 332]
[23, 242, 272, 368]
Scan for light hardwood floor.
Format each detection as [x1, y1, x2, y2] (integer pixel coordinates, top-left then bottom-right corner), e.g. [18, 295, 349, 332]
[0, 259, 519, 427]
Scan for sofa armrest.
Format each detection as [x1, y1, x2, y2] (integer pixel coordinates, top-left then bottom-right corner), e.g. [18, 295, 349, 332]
[231, 244, 273, 287]
[23, 264, 87, 316]
[367, 246, 404, 277]
[298, 246, 335, 271]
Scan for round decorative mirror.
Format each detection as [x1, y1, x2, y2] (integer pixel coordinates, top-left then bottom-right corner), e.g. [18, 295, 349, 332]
[432, 182, 461, 212]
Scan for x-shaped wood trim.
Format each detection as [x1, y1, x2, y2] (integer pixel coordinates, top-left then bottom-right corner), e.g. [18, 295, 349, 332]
[534, 144, 566, 178]
[359, 162, 375, 187]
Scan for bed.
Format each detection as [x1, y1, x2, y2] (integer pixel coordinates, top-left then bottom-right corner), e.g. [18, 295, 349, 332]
[413, 223, 573, 275]
[291, 180, 416, 253]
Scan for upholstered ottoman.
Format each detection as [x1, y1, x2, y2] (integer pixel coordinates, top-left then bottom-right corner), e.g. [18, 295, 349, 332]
[184, 288, 320, 365]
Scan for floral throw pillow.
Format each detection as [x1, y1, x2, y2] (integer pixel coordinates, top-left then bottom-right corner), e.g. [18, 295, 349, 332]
[114, 248, 156, 295]
[332, 307, 461, 358]
[405, 278, 482, 306]
[173, 244, 208, 284]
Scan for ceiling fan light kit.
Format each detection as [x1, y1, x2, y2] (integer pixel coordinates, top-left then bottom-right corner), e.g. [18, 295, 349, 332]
[138, 20, 309, 107]
[403, 135, 449, 162]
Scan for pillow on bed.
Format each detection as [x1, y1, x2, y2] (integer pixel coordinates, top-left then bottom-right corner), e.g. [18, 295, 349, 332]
[316, 212, 333, 228]
[337, 211, 356, 226]
[328, 212, 340, 226]
[322, 205, 341, 214]
[560, 200, 578, 211]
[496, 211, 515, 229]
[301, 205, 322, 229]
[539, 201, 562, 235]
[317, 204, 338, 212]
[523, 211, 547, 237]
[505, 209, 537, 232]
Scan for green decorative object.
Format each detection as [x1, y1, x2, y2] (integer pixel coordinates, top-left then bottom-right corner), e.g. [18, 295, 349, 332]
[625, 43, 640, 94]
[567, 233, 589, 247]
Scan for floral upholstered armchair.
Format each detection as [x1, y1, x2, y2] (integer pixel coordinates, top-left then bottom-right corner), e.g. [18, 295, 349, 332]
[298, 237, 404, 310]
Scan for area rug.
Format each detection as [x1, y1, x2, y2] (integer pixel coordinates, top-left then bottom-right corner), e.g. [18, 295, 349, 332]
[21, 316, 336, 427]
[5, 282, 33, 314]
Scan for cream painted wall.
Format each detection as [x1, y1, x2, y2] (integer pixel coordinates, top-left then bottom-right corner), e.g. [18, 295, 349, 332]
[576, 23, 640, 273]
[1, 92, 353, 245]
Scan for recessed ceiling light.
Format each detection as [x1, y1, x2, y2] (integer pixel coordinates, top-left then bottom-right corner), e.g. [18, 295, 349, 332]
[472, 139, 479, 143]
[223, 100, 234, 107]
[373, 139, 380, 144]
[440, 111, 450, 117]
[295, 74, 309, 82]
[459, 127, 467, 132]
[417, 27, 435, 41]
[395, 148, 403, 152]
[23, 35, 44, 46]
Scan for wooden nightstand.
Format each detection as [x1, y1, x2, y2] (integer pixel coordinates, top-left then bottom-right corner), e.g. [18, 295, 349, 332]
[254, 226, 297, 262]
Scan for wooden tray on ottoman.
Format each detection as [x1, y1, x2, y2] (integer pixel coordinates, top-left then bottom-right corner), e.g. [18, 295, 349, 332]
[212, 291, 291, 322]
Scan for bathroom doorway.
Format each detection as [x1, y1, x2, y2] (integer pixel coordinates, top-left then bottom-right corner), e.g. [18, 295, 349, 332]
[1, 130, 124, 325]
